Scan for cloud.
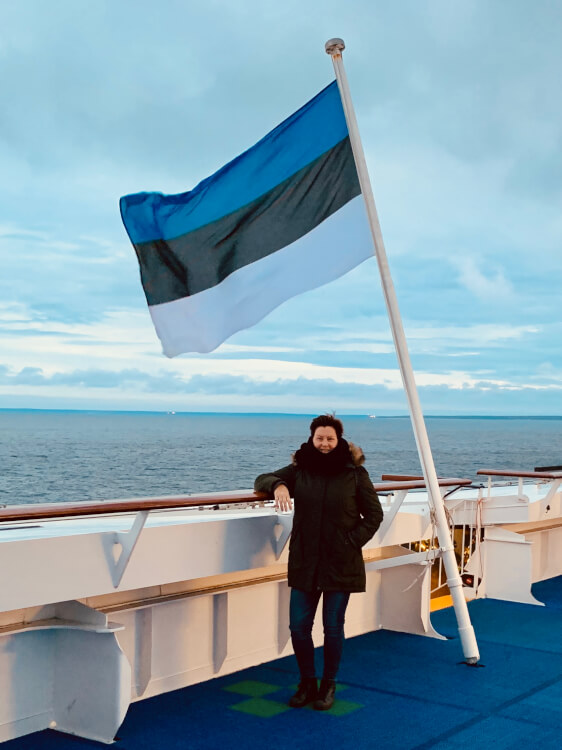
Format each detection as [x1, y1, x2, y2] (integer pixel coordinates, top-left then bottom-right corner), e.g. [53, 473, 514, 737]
[406, 322, 537, 346]
[3, 363, 562, 417]
[3, 361, 560, 400]
[454, 257, 514, 302]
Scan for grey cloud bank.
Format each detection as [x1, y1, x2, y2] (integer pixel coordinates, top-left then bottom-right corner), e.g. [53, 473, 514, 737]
[2, 364, 562, 417]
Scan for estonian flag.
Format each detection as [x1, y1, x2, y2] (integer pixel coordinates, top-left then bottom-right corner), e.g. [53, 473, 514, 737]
[120, 81, 373, 357]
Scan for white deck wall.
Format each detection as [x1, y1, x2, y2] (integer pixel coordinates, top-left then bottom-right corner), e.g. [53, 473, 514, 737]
[2, 481, 562, 744]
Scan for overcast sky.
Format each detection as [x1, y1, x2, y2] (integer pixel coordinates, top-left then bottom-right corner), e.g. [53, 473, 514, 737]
[1, 0, 561, 415]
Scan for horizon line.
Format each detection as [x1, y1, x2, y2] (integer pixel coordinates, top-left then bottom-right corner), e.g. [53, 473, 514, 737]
[1, 408, 562, 420]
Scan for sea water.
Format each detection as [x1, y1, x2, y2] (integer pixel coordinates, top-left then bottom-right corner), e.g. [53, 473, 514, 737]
[1, 410, 562, 505]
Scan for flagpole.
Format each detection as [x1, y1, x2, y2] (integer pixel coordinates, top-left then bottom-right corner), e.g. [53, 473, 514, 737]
[325, 38, 479, 663]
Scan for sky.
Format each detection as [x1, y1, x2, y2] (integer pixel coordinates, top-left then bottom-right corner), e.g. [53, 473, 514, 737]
[1, 0, 561, 415]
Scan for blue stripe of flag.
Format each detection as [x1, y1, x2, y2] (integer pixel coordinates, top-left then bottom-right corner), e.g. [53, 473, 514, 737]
[120, 80, 348, 244]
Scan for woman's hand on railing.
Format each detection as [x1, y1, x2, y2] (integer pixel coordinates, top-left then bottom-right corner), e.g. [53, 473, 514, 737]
[274, 485, 293, 513]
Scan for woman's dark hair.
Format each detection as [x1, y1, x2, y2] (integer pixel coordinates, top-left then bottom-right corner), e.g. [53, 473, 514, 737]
[309, 413, 344, 439]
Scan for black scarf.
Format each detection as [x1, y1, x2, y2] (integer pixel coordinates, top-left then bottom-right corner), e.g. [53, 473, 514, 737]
[294, 437, 352, 475]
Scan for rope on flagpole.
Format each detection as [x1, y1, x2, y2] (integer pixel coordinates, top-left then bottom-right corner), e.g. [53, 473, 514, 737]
[325, 37, 480, 663]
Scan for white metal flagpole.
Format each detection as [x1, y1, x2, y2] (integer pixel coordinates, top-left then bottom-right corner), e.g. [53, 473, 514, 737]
[325, 38, 479, 663]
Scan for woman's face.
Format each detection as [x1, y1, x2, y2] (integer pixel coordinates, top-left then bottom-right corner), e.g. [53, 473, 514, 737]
[312, 426, 338, 453]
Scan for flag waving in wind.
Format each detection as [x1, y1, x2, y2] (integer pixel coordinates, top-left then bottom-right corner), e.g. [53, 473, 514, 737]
[120, 81, 372, 356]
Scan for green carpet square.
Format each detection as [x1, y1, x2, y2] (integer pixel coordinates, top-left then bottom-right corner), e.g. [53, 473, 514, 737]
[230, 697, 291, 718]
[326, 699, 363, 716]
[223, 680, 280, 697]
[306, 699, 364, 716]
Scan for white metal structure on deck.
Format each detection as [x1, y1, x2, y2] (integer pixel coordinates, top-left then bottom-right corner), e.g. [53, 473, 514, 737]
[0, 478, 464, 744]
[1, 471, 562, 745]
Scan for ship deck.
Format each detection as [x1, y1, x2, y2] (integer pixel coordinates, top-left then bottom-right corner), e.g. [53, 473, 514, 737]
[4, 576, 562, 750]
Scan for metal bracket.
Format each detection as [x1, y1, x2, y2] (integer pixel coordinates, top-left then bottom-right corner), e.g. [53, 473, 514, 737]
[365, 548, 440, 572]
[273, 513, 293, 559]
[539, 478, 562, 515]
[485, 526, 530, 544]
[104, 511, 149, 588]
[376, 490, 407, 545]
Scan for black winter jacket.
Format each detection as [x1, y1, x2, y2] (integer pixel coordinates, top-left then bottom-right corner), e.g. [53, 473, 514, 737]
[255, 439, 383, 593]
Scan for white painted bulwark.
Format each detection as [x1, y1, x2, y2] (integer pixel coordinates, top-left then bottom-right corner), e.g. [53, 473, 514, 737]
[1, 477, 562, 744]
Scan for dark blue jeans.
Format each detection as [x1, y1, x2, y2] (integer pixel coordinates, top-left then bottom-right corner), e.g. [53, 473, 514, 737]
[289, 588, 351, 681]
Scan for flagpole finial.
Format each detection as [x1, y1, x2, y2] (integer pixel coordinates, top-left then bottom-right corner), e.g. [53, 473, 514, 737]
[325, 38, 345, 56]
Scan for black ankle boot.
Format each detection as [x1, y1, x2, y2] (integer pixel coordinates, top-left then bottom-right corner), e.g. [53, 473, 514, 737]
[313, 679, 336, 710]
[288, 677, 318, 708]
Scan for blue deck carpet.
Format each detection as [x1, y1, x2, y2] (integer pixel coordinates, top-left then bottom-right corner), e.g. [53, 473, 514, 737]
[5, 575, 562, 750]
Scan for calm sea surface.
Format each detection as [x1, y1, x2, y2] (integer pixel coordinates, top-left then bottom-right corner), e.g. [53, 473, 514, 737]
[1, 411, 562, 505]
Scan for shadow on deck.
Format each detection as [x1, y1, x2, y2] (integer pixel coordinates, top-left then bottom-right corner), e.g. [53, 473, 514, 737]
[5, 576, 562, 750]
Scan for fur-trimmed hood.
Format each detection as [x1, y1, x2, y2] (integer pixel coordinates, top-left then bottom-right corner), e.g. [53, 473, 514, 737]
[348, 441, 366, 466]
[291, 440, 365, 467]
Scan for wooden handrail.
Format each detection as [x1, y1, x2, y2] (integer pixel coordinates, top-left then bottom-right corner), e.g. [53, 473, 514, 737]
[0, 491, 266, 522]
[375, 478, 472, 492]
[0, 477, 473, 523]
[502, 518, 562, 534]
[476, 469, 562, 479]
[381, 474, 424, 481]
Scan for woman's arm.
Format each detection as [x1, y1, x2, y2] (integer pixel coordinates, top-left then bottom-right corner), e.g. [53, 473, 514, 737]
[348, 466, 384, 548]
[254, 464, 297, 511]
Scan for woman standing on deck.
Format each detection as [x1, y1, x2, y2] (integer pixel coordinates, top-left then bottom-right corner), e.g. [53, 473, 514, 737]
[254, 414, 383, 710]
